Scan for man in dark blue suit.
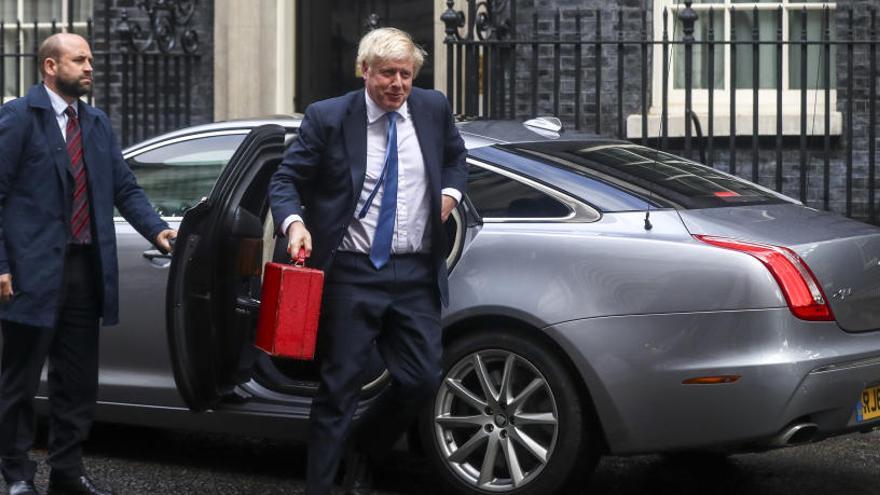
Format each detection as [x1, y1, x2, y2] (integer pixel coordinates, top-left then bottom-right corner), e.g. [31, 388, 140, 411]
[0, 34, 175, 495]
[270, 27, 467, 495]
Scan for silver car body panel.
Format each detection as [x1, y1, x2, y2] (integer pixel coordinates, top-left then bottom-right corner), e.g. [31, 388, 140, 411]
[444, 210, 786, 329]
[678, 204, 880, 332]
[444, 205, 880, 455]
[549, 310, 880, 454]
[107, 220, 185, 407]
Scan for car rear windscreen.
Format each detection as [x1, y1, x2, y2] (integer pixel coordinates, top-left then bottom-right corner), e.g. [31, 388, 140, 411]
[504, 142, 794, 209]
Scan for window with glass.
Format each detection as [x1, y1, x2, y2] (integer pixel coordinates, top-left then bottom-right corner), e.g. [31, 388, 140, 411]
[467, 165, 571, 219]
[2, 0, 92, 100]
[126, 133, 248, 217]
[657, 1, 837, 121]
[531, 142, 792, 209]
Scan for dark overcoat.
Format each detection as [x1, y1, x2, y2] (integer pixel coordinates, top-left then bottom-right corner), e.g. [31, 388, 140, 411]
[0, 84, 167, 327]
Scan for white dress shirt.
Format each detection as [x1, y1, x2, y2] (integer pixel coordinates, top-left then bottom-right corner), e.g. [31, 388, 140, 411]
[282, 90, 462, 255]
[45, 84, 76, 138]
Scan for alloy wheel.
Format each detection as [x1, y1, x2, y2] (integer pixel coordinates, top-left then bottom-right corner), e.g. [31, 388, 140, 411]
[433, 349, 560, 492]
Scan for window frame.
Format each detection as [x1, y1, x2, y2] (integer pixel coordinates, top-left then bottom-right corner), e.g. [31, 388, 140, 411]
[2, 0, 93, 102]
[638, 0, 841, 138]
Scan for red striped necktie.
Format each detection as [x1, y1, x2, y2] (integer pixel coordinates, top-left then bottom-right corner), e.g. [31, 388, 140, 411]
[65, 105, 91, 244]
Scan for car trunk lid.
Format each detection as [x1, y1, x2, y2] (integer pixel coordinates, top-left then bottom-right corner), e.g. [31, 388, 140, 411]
[678, 204, 880, 332]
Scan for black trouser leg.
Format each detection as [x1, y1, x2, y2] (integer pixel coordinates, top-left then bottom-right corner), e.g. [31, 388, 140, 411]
[306, 254, 384, 495]
[0, 322, 54, 484]
[0, 247, 99, 483]
[355, 257, 442, 460]
[47, 247, 100, 479]
[305, 253, 442, 495]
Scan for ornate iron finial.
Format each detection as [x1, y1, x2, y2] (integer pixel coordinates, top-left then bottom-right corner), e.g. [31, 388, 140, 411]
[117, 0, 200, 54]
[679, 0, 698, 42]
[117, 10, 132, 49]
[173, 0, 197, 24]
[475, 0, 511, 41]
[442, 0, 466, 43]
[365, 12, 382, 32]
[181, 28, 199, 54]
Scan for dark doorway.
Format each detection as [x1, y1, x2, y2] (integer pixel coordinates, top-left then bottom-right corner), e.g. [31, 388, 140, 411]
[295, 1, 434, 111]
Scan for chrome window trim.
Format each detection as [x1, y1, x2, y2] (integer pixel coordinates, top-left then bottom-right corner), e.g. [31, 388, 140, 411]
[467, 158, 601, 223]
[810, 354, 880, 374]
[114, 216, 184, 222]
[445, 208, 464, 269]
[122, 130, 252, 160]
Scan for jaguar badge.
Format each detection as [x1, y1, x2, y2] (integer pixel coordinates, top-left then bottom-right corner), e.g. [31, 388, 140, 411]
[832, 288, 853, 301]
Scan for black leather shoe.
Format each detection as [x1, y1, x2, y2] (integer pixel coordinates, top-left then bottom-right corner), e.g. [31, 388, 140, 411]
[341, 448, 374, 495]
[46, 476, 112, 495]
[7, 481, 39, 495]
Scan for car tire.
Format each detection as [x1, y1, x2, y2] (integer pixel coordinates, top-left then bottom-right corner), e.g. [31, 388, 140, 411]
[419, 330, 600, 495]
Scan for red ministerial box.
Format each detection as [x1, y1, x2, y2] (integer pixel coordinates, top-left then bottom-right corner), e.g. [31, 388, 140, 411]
[256, 261, 324, 360]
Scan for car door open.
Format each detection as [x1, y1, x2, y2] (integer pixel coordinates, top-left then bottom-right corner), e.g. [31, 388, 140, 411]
[166, 124, 286, 412]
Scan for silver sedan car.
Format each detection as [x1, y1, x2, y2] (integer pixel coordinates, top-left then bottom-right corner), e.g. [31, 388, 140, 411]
[19, 117, 880, 494]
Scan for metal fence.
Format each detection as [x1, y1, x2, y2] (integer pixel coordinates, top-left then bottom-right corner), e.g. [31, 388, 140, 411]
[0, 0, 201, 148]
[442, 0, 879, 225]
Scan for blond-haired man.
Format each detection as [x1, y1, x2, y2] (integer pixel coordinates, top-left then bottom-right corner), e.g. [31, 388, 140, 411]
[270, 27, 467, 495]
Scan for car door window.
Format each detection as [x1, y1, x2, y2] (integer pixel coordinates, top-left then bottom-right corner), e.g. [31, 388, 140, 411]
[126, 133, 247, 217]
[467, 165, 571, 219]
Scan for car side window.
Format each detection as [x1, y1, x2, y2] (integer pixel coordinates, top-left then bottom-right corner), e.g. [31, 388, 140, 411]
[467, 164, 571, 219]
[126, 133, 247, 217]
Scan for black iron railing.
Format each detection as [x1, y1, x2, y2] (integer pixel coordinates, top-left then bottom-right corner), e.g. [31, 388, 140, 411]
[114, 0, 200, 148]
[442, 1, 879, 225]
[0, 0, 200, 148]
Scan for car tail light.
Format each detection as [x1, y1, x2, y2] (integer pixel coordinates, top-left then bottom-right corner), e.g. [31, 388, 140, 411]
[694, 235, 835, 321]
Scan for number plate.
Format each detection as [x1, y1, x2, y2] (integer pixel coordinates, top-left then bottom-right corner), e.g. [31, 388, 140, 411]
[857, 384, 880, 422]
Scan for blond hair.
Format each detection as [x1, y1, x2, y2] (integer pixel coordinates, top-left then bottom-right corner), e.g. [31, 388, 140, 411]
[357, 27, 426, 76]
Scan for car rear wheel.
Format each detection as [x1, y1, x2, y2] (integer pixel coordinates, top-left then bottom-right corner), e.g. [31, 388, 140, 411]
[420, 330, 600, 494]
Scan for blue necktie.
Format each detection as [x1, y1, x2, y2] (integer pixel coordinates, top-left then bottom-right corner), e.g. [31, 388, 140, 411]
[359, 111, 398, 269]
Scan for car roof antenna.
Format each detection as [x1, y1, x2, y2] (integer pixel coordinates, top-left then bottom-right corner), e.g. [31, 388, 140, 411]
[644, 153, 656, 231]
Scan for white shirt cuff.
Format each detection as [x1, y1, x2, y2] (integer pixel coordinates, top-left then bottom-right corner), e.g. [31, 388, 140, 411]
[280, 214, 304, 236]
[442, 188, 462, 205]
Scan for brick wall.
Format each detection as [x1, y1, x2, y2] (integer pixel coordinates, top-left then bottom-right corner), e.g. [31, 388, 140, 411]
[90, 0, 214, 147]
[838, 0, 879, 220]
[498, 0, 879, 223]
[510, 0, 649, 136]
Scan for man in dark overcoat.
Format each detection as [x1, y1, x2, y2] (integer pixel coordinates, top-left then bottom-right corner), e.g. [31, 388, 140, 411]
[0, 33, 175, 495]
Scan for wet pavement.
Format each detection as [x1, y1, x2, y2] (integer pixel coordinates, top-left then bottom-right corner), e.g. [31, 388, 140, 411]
[11, 424, 880, 494]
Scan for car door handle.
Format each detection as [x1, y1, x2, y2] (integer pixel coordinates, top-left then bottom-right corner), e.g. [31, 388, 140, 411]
[143, 249, 172, 261]
[235, 296, 261, 316]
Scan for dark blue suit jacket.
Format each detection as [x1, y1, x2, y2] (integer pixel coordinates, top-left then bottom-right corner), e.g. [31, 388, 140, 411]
[269, 87, 468, 304]
[0, 84, 168, 327]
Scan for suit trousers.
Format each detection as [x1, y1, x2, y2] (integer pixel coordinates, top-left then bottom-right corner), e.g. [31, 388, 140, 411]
[305, 252, 443, 495]
[0, 245, 100, 483]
